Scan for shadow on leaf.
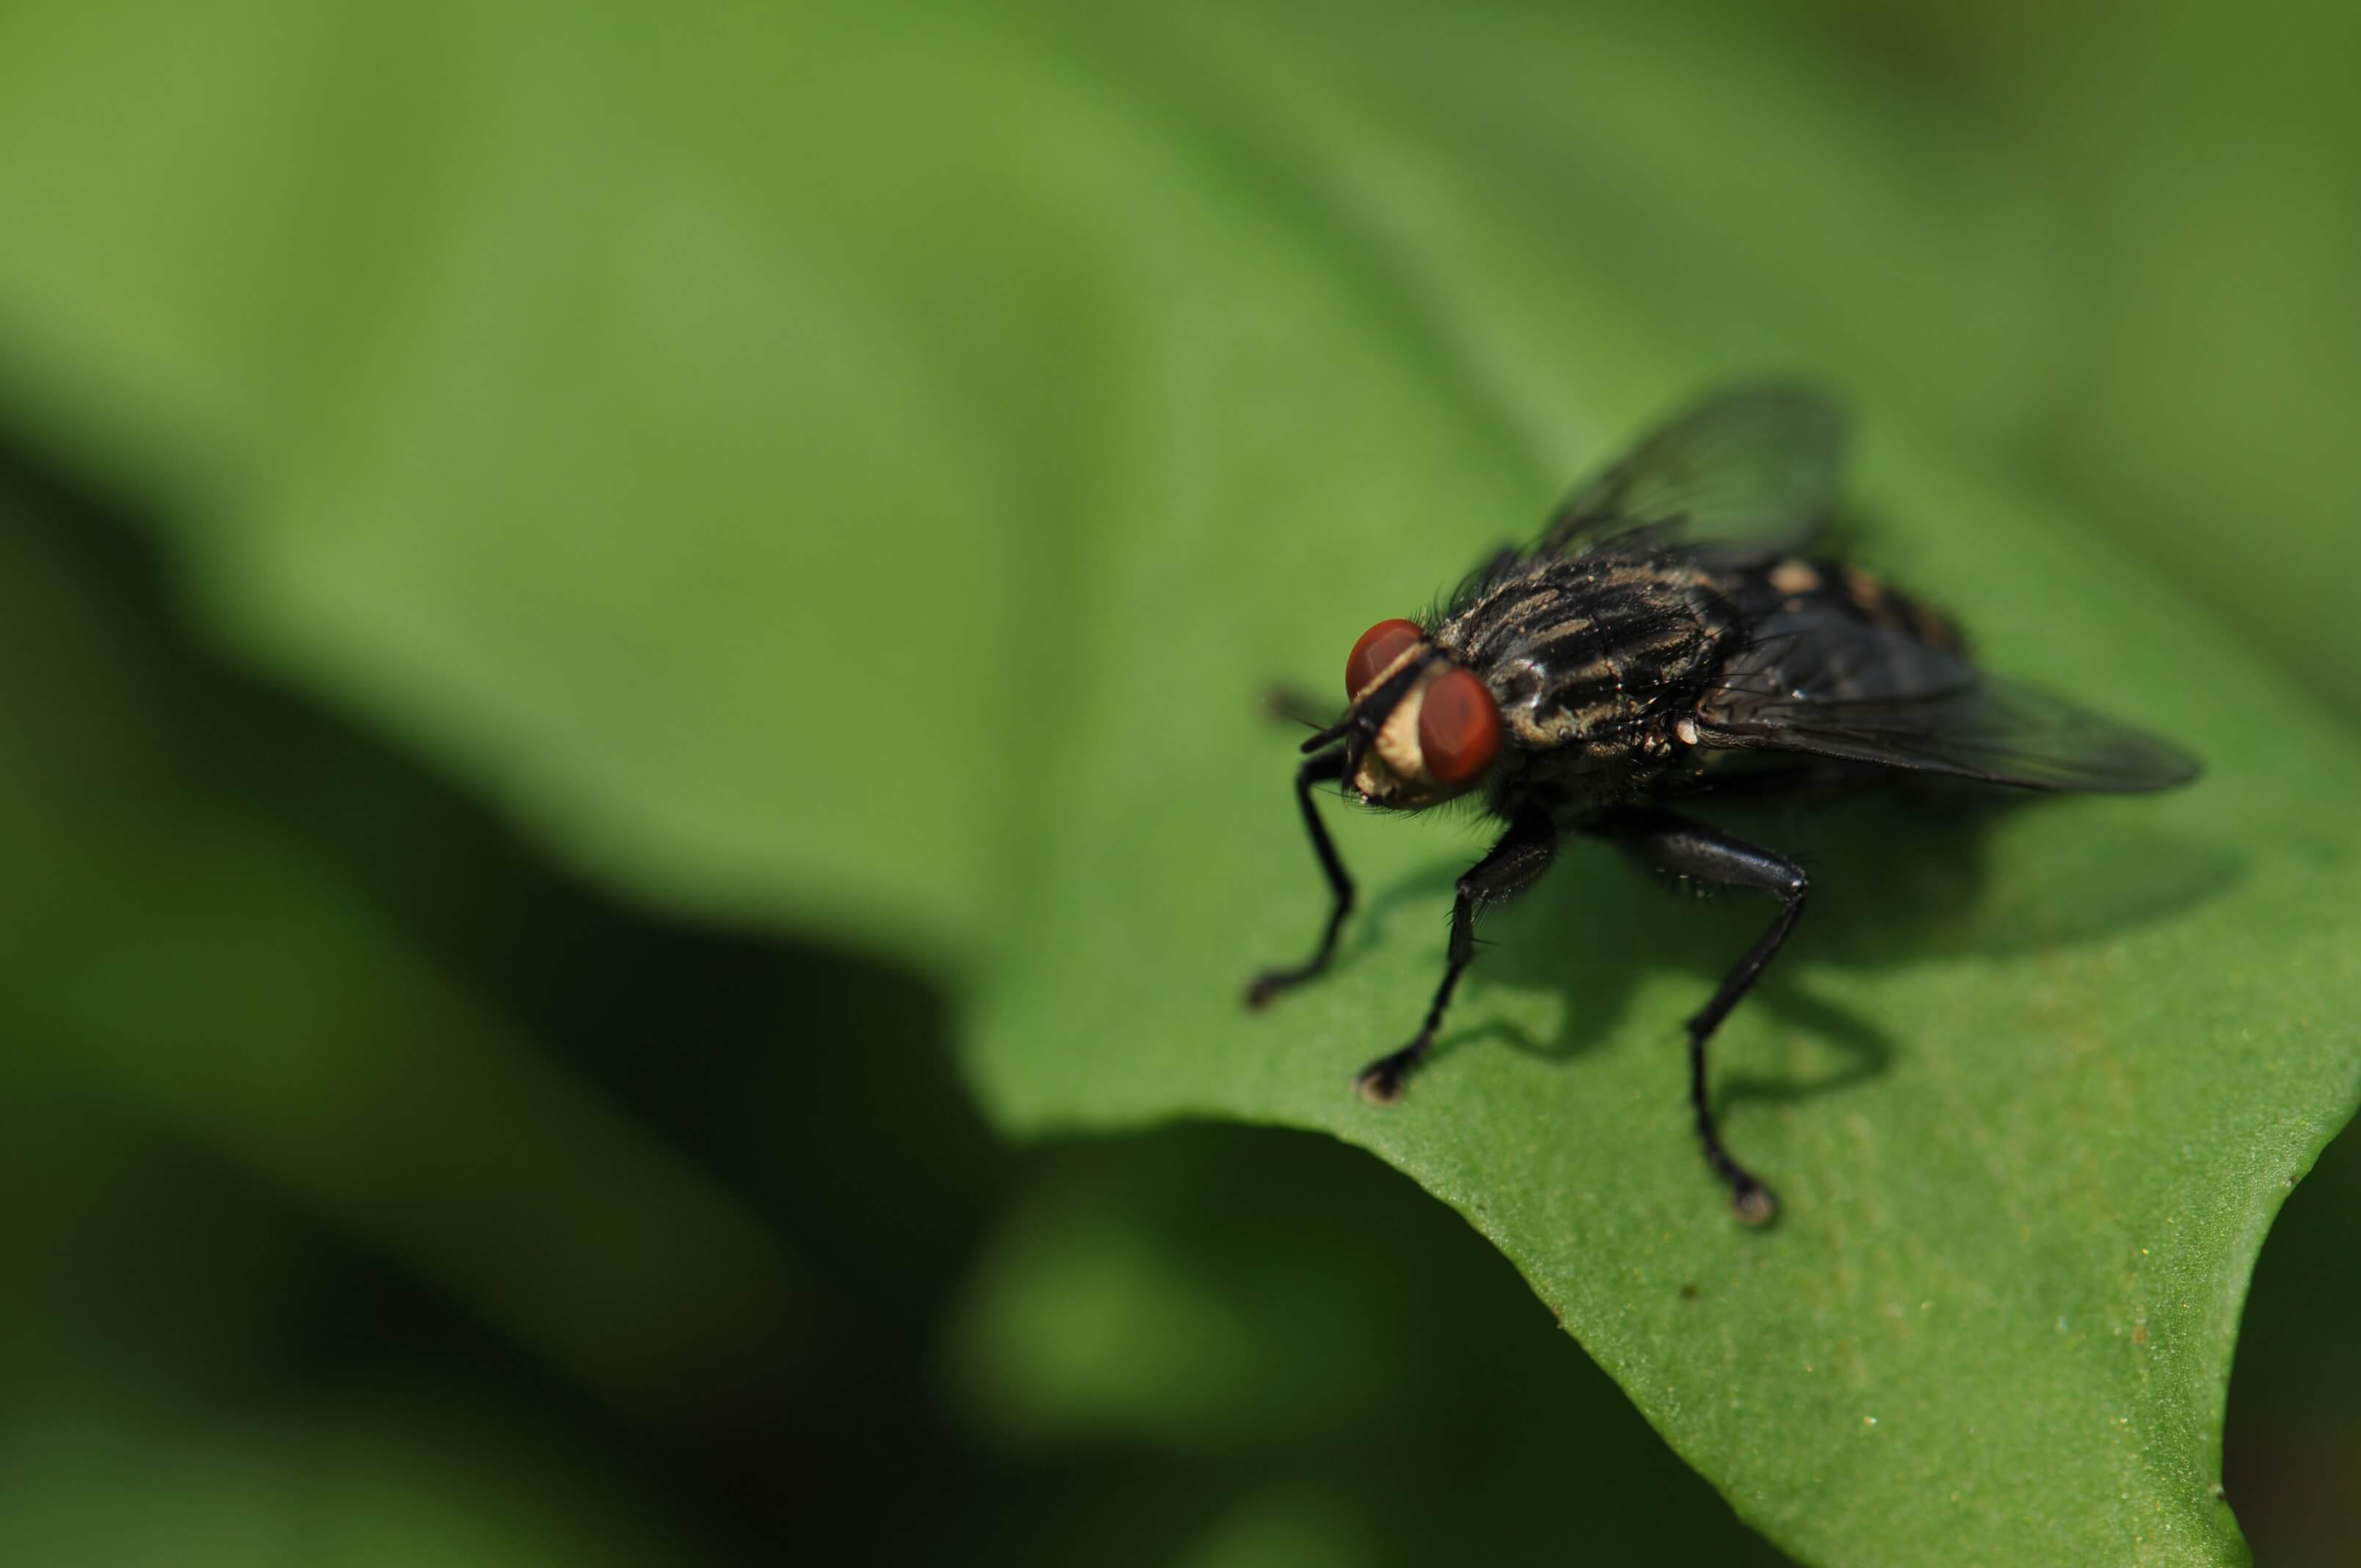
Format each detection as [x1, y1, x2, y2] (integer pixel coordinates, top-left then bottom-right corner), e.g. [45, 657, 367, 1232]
[1355, 786, 2242, 1114]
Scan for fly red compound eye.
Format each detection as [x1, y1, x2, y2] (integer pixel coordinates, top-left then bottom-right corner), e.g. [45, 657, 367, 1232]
[1346, 619, 1424, 699]
[1418, 667, 1501, 784]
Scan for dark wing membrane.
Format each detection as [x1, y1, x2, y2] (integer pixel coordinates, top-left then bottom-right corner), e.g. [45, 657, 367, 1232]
[1538, 381, 1847, 558]
[1699, 620, 2199, 793]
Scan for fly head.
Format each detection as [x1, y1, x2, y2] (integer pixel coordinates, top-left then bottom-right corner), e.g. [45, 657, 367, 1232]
[1310, 617, 1503, 809]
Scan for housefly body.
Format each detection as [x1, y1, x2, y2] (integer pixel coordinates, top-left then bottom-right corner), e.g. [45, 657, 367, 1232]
[1246, 383, 2199, 1224]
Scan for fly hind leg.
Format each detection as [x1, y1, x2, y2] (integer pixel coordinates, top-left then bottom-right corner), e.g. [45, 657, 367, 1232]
[1356, 810, 1559, 1103]
[1602, 808, 1809, 1225]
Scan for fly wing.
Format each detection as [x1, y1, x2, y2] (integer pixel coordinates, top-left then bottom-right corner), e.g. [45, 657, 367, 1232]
[1697, 617, 2200, 793]
[1538, 382, 1846, 559]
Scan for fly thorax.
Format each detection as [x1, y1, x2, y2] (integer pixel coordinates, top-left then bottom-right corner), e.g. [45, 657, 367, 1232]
[1493, 660, 1592, 749]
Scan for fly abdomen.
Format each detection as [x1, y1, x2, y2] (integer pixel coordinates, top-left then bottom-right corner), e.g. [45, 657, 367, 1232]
[1755, 556, 1962, 653]
[1698, 553, 1973, 719]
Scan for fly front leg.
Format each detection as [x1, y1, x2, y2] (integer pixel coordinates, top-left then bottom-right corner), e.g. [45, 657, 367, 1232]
[1245, 749, 1355, 1008]
[1356, 809, 1559, 1105]
[1602, 808, 1809, 1226]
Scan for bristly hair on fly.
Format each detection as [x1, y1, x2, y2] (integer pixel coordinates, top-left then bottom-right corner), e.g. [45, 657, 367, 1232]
[1244, 380, 2198, 1226]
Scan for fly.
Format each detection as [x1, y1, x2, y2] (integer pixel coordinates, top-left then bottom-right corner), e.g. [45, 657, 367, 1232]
[1245, 382, 2199, 1224]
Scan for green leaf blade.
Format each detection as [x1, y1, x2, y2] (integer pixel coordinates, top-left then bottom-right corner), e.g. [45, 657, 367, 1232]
[0, 0, 2353, 1560]
[968, 421, 2358, 1563]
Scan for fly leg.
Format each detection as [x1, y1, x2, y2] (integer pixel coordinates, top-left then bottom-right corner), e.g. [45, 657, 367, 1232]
[1602, 809, 1807, 1226]
[1245, 749, 1354, 1007]
[1356, 810, 1558, 1104]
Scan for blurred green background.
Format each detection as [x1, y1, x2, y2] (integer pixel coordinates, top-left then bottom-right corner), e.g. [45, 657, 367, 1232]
[1, 0, 2356, 1563]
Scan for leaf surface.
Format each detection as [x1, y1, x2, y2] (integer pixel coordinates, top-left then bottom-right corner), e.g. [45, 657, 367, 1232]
[0, 1, 2352, 1561]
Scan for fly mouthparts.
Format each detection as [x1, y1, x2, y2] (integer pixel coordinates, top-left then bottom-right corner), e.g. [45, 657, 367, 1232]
[1299, 723, 1352, 755]
[1301, 703, 1386, 753]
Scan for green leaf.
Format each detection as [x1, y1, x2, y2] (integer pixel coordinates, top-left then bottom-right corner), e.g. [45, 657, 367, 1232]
[0, 0, 2354, 1563]
[970, 418, 2360, 1563]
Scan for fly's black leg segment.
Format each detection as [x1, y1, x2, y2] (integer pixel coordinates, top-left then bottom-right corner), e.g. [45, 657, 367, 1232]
[1357, 810, 1558, 1106]
[1245, 749, 1354, 1009]
[1606, 809, 1808, 1226]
